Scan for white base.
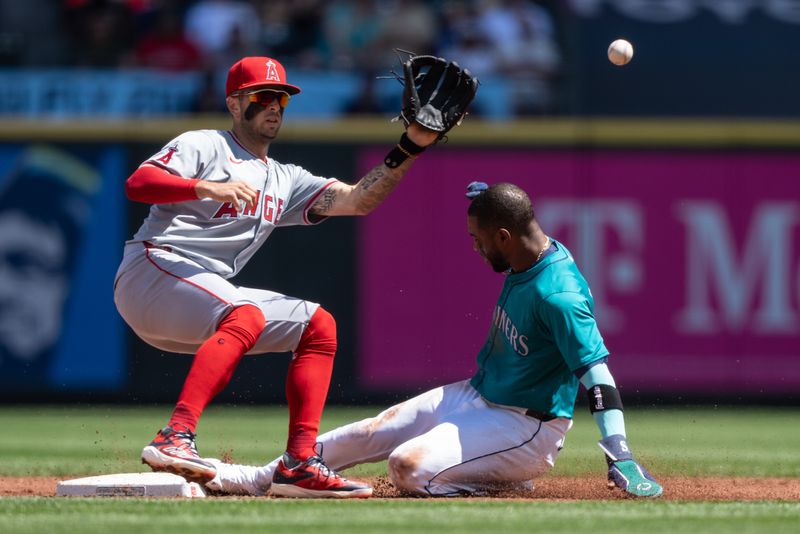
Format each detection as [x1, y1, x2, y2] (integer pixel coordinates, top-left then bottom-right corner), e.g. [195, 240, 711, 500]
[56, 472, 206, 498]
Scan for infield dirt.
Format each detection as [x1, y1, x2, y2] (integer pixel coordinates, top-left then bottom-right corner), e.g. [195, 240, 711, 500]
[3, 476, 799, 500]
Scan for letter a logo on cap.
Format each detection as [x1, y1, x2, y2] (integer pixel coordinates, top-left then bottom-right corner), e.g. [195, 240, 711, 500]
[265, 60, 280, 82]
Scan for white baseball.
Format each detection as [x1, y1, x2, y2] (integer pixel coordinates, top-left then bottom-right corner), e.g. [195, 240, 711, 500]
[607, 39, 634, 66]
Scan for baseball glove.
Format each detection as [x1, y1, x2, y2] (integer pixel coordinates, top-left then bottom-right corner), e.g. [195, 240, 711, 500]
[394, 53, 479, 140]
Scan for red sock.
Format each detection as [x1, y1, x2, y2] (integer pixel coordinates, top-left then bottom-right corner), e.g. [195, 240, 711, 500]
[169, 304, 265, 432]
[285, 307, 337, 460]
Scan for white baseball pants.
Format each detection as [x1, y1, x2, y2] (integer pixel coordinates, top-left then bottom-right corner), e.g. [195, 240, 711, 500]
[239, 379, 571, 496]
[114, 243, 319, 355]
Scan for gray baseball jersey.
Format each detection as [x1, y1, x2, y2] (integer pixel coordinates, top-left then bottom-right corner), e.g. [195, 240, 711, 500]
[114, 129, 336, 355]
[131, 129, 336, 278]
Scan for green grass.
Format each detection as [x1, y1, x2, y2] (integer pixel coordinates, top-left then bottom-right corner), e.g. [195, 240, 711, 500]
[552, 406, 800, 477]
[1, 405, 798, 477]
[1, 405, 799, 534]
[1, 499, 799, 534]
[0, 405, 375, 477]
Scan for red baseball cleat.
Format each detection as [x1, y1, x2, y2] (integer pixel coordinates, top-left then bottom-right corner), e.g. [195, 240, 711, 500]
[141, 424, 217, 484]
[270, 450, 373, 499]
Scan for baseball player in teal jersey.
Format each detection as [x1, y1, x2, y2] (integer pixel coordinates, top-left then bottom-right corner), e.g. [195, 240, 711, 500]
[202, 182, 663, 498]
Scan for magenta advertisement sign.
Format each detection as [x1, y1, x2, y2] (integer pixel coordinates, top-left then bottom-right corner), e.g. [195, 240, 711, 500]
[357, 149, 800, 395]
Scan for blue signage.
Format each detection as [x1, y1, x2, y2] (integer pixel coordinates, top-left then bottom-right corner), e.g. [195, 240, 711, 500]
[0, 144, 126, 391]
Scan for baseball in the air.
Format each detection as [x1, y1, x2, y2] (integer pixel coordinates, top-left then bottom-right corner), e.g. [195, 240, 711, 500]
[607, 39, 634, 66]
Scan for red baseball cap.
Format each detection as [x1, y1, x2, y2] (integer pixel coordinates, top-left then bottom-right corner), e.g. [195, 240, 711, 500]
[226, 57, 301, 96]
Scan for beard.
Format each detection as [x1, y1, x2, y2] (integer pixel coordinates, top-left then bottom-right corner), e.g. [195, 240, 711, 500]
[485, 250, 510, 273]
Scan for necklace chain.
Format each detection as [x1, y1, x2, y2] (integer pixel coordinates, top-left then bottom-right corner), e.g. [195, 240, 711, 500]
[536, 237, 551, 263]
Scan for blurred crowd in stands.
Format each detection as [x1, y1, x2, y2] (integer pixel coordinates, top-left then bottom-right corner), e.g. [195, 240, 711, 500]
[0, 0, 566, 116]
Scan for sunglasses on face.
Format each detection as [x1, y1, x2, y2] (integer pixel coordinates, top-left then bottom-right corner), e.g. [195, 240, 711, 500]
[246, 90, 290, 108]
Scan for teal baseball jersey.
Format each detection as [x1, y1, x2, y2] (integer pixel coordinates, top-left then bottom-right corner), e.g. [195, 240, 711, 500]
[470, 239, 609, 418]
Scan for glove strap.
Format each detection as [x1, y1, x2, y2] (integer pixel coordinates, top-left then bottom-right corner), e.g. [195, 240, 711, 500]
[384, 133, 426, 169]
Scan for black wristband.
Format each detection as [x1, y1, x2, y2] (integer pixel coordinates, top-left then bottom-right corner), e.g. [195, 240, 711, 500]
[384, 133, 426, 169]
[398, 132, 426, 155]
[587, 384, 624, 413]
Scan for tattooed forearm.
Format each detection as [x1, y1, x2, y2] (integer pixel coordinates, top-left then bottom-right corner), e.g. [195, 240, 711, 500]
[358, 168, 383, 191]
[308, 156, 414, 217]
[354, 161, 411, 213]
[313, 187, 338, 215]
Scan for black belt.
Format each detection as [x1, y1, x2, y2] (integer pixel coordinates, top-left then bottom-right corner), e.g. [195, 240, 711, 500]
[525, 409, 557, 422]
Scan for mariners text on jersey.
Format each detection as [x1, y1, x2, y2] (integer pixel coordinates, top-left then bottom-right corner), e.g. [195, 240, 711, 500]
[471, 240, 610, 418]
[491, 305, 530, 356]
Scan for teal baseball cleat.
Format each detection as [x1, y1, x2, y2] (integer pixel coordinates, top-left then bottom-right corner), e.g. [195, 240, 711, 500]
[607, 459, 663, 498]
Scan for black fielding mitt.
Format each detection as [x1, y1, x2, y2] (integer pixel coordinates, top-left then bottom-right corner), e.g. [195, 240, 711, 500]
[395, 54, 479, 140]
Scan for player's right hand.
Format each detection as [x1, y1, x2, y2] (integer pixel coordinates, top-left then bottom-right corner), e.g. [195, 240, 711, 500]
[195, 180, 258, 213]
[598, 435, 663, 498]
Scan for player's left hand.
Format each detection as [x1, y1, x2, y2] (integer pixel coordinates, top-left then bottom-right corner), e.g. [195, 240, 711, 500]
[598, 435, 663, 498]
[406, 123, 440, 148]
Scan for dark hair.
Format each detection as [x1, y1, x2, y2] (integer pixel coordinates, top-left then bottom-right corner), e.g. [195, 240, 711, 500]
[467, 182, 534, 234]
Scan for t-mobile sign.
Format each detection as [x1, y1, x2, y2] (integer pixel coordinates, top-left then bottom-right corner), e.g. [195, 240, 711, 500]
[358, 149, 800, 395]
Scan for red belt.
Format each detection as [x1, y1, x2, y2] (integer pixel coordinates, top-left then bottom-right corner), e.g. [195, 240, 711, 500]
[143, 241, 173, 252]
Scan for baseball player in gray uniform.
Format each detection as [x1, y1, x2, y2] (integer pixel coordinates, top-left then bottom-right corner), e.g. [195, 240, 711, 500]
[202, 183, 663, 499]
[113, 55, 475, 498]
